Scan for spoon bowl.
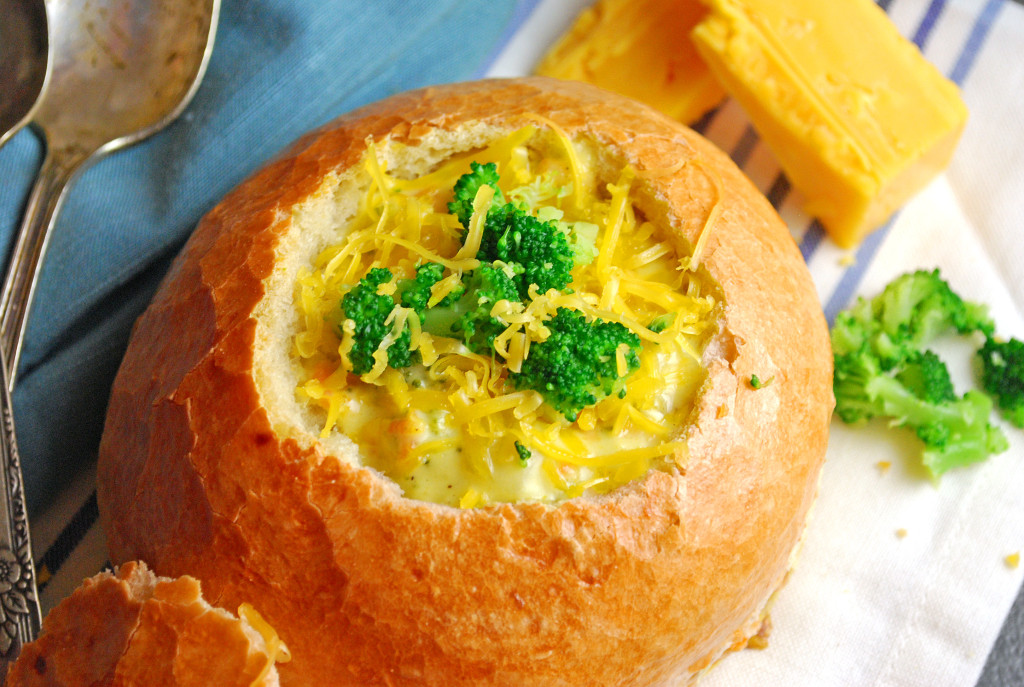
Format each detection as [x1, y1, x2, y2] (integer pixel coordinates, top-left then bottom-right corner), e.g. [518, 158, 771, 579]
[38, 0, 218, 154]
[0, 0, 49, 148]
[0, 0, 221, 384]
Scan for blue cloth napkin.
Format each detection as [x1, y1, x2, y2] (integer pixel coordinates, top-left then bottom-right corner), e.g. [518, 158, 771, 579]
[0, 0, 522, 517]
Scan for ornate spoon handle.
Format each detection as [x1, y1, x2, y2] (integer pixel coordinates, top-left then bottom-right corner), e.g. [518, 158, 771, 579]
[0, 345, 41, 676]
[0, 144, 88, 390]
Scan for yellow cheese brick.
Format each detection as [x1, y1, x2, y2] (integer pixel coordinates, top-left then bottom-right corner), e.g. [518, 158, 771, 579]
[692, 0, 968, 248]
[535, 0, 726, 125]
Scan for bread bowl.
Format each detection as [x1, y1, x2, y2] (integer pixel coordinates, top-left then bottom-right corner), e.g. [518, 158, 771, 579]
[97, 76, 833, 685]
[5, 561, 288, 686]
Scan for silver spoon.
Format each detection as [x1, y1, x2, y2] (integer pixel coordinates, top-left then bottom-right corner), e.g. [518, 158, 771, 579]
[0, 0, 49, 149]
[0, 0, 49, 671]
[0, 0, 221, 388]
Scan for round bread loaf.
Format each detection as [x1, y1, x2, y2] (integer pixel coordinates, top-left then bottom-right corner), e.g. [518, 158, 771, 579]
[5, 561, 287, 686]
[97, 77, 832, 686]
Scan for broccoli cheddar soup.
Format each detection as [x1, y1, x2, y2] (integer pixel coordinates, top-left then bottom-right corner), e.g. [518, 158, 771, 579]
[286, 124, 721, 506]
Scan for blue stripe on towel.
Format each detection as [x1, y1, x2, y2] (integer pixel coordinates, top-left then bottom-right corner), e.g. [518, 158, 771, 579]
[729, 127, 761, 169]
[912, 0, 949, 48]
[798, 220, 827, 263]
[37, 491, 98, 591]
[766, 175, 791, 210]
[950, 0, 1004, 85]
[824, 216, 898, 323]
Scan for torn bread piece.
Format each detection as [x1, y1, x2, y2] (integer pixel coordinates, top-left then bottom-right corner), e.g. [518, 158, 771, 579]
[6, 561, 288, 686]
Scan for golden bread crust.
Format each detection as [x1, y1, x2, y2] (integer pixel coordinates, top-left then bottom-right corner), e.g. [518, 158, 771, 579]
[5, 561, 279, 686]
[97, 77, 833, 686]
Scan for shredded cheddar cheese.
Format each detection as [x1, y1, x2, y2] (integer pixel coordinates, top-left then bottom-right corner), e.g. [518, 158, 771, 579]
[292, 125, 716, 506]
[522, 114, 586, 212]
[679, 158, 723, 272]
[238, 602, 291, 686]
[453, 184, 495, 261]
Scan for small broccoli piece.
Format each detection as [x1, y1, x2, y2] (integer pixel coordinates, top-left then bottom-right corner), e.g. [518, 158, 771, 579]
[895, 350, 956, 405]
[831, 269, 1010, 479]
[397, 263, 462, 311]
[510, 307, 641, 421]
[832, 344, 885, 425]
[449, 162, 504, 227]
[647, 312, 677, 334]
[477, 203, 574, 299]
[514, 441, 531, 466]
[397, 262, 443, 311]
[341, 267, 416, 375]
[562, 220, 599, 266]
[534, 207, 599, 267]
[977, 336, 1024, 427]
[419, 263, 520, 354]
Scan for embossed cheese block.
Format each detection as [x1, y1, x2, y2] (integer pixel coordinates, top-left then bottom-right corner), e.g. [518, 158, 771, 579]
[693, 0, 968, 247]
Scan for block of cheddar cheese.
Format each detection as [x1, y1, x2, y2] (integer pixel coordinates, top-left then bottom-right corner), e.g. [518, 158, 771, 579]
[692, 0, 968, 247]
[536, 0, 726, 125]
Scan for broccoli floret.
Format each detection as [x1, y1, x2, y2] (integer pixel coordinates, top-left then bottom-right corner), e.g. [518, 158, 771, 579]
[832, 270, 993, 366]
[534, 207, 599, 267]
[895, 350, 956, 404]
[397, 262, 444, 311]
[341, 267, 417, 375]
[477, 203, 574, 299]
[397, 262, 463, 311]
[977, 336, 1024, 428]
[872, 377, 1006, 477]
[448, 161, 504, 227]
[341, 262, 519, 373]
[510, 308, 641, 421]
[451, 164, 575, 298]
[419, 263, 520, 354]
[831, 269, 1010, 479]
[834, 345, 1007, 478]
[832, 344, 884, 424]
